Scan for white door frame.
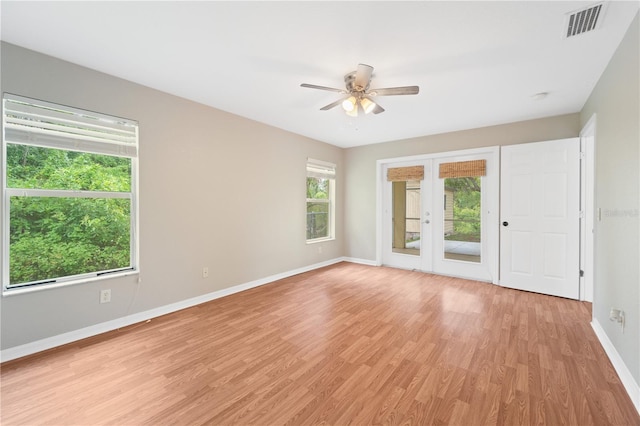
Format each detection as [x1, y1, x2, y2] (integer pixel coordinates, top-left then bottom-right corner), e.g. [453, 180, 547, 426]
[376, 146, 499, 283]
[580, 114, 596, 302]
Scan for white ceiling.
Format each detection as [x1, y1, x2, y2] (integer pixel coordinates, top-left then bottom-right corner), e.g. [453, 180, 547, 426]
[1, 1, 638, 148]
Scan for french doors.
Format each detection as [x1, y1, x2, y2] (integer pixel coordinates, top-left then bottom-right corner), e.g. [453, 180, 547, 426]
[380, 148, 499, 282]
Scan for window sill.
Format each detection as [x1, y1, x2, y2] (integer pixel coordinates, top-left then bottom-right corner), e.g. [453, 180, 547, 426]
[2, 269, 139, 297]
[306, 237, 335, 245]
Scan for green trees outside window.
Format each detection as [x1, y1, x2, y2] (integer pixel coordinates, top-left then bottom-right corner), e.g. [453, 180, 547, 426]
[444, 177, 481, 242]
[306, 177, 330, 240]
[6, 145, 133, 286]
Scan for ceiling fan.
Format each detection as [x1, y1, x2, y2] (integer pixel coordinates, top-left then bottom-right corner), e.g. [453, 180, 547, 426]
[301, 63, 419, 117]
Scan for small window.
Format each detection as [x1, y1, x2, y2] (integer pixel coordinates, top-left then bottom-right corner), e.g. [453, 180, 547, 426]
[306, 159, 335, 242]
[2, 94, 139, 292]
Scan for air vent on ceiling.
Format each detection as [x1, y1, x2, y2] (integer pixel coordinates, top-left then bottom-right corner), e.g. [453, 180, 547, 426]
[565, 3, 604, 38]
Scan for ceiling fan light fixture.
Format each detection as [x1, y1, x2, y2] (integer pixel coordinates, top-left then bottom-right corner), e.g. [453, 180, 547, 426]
[300, 63, 419, 117]
[342, 96, 357, 112]
[360, 97, 377, 114]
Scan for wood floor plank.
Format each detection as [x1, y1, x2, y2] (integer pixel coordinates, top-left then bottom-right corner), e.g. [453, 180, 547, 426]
[1, 262, 638, 426]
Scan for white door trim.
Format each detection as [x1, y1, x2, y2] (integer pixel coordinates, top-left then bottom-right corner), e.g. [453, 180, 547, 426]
[580, 114, 596, 302]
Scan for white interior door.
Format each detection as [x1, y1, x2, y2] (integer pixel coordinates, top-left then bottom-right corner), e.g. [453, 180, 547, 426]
[500, 138, 580, 299]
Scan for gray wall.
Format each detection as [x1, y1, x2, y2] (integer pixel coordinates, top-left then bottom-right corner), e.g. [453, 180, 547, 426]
[580, 13, 639, 384]
[343, 114, 581, 261]
[0, 43, 344, 350]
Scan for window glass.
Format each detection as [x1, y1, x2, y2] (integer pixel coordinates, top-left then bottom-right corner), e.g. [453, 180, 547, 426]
[392, 180, 421, 255]
[7, 145, 131, 191]
[306, 159, 335, 242]
[443, 177, 481, 263]
[9, 197, 131, 285]
[306, 177, 330, 240]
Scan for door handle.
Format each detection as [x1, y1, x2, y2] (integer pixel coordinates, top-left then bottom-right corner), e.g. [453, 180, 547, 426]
[424, 220, 430, 224]
[502, 221, 509, 227]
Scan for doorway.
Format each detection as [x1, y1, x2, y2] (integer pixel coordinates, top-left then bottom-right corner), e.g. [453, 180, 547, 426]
[379, 147, 499, 282]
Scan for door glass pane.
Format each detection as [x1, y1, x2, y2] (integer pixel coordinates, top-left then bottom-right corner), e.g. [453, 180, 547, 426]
[392, 180, 420, 255]
[444, 177, 481, 263]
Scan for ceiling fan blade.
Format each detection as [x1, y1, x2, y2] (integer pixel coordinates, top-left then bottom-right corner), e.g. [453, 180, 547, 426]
[369, 86, 420, 96]
[354, 64, 374, 90]
[319, 98, 344, 111]
[301, 83, 345, 93]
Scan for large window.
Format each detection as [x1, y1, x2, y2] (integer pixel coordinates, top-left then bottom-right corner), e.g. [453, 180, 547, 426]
[306, 159, 335, 242]
[2, 94, 139, 292]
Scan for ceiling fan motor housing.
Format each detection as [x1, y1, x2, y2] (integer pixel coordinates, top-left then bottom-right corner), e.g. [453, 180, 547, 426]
[344, 71, 370, 93]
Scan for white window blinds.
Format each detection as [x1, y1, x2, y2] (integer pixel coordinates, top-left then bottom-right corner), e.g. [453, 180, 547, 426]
[306, 158, 336, 179]
[3, 94, 138, 158]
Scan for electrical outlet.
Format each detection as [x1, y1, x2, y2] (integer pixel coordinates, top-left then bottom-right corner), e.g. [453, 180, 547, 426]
[609, 307, 625, 332]
[202, 267, 209, 278]
[100, 289, 111, 304]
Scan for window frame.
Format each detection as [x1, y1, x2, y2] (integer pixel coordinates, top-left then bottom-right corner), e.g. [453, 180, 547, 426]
[306, 158, 336, 243]
[2, 94, 139, 295]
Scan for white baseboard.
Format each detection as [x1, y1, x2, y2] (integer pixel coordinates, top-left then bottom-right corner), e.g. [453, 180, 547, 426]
[0, 257, 344, 363]
[341, 256, 379, 266]
[591, 318, 640, 415]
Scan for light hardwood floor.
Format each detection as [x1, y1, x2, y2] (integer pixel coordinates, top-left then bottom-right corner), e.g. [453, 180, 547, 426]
[1, 262, 638, 425]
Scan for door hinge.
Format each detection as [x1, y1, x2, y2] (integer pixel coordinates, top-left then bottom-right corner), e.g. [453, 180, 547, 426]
[579, 210, 585, 219]
[579, 152, 585, 160]
[580, 269, 584, 277]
